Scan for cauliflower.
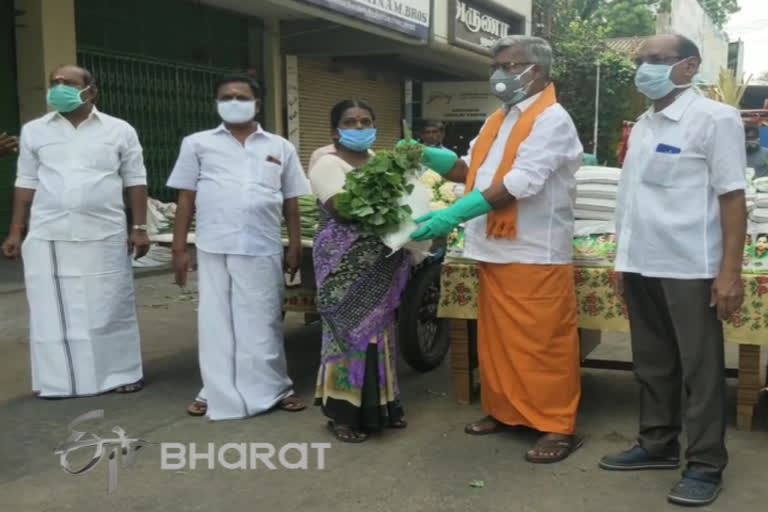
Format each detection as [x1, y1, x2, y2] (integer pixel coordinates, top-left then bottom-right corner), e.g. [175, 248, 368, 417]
[438, 182, 457, 203]
[430, 200, 449, 210]
[420, 170, 443, 187]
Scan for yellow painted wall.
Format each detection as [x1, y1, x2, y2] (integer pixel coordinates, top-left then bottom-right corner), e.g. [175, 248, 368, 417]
[14, 0, 77, 123]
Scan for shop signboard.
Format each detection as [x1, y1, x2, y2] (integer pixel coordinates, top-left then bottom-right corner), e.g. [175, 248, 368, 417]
[301, 0, 430, 40]
[422, 81, 500, 122]
[449, 0, 524, 54]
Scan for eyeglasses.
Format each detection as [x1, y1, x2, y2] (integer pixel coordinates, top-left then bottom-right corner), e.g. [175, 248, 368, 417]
[633, 55, 682, 67]
[489, 61, 533, 75]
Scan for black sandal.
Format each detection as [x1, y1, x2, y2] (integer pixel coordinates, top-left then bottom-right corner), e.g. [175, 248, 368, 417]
[114, 380, 144, 393]
[388, 418, 408, 429]
[327, 421, 368, 443]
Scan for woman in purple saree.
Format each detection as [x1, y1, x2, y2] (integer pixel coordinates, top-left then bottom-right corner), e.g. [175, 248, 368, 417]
[308, 100, 411, 443]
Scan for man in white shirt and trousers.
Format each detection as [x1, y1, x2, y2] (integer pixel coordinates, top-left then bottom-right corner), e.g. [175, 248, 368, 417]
[168, 74, 310, 420]
[599, 35, 747, 507]
[1, 65, 149, 397]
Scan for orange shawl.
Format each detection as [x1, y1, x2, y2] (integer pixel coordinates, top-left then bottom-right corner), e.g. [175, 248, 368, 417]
[465, 83, 557, 239]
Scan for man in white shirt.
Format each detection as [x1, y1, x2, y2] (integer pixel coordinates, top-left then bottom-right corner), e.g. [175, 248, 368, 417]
[1, 65, 149, 397]
[599, 35, 747, 507]
[167, 74, 310, 421]
[408, 36, 584, 463]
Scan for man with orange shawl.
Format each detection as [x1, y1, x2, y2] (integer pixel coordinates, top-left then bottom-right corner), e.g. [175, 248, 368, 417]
[409, 35, 584, 463]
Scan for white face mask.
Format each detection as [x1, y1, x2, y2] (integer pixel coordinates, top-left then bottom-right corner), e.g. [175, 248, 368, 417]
[217, 99, 256, 123]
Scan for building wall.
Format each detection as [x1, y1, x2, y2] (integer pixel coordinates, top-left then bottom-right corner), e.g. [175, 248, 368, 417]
[657, 0, 729, 84]
[14, 0, 77, 123]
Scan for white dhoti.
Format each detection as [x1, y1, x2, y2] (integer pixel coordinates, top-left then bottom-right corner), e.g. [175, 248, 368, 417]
[195, 249, 294, 421]
[22, 237, 143, 397]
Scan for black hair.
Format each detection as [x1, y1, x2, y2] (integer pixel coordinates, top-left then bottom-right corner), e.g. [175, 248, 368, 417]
[214, 74, 260, 97]
[420, 119, 444, 131]
[51, 65, 95, 87]
[330, 100, 376, 129]
[675, 35, 701, 60]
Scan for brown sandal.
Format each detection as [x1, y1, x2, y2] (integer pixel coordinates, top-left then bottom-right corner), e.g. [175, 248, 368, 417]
[525, 434, 584, 464]
[187, 400, 207, 416]
[278, 395, 306, 412]
[464, 415, 509, 435]
[327, 421, 368, 443]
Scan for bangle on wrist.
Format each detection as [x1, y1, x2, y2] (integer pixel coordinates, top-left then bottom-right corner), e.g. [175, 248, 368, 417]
[11, 223, 25, 233]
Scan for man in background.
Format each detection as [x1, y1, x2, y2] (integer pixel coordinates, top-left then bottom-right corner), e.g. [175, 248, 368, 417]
[0, 132, 17, 157]
[746, 124, 768, 178]
[419, 119, 446, 148]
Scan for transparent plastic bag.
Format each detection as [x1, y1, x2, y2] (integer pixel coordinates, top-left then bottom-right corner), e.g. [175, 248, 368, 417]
[380, 170, 433, 264]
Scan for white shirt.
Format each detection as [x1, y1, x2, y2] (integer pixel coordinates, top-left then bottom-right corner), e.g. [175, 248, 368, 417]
[615, 89, 747, 279]
[166, 124, 310, 257]
[15, 107, 147, 241]
[462, 92, 584, 264]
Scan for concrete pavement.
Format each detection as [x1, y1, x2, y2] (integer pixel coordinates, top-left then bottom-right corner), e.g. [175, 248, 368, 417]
[1, 273, 767, 512]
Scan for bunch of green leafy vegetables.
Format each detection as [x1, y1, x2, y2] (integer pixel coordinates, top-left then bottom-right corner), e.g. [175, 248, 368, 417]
[334, 141, 424, 236]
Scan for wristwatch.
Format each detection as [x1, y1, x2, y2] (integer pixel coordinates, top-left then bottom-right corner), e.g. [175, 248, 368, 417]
[132, 224, 148, 232]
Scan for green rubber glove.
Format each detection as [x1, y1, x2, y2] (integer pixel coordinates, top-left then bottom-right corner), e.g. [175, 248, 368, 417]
[410, 190, 492, 241]
[422, 146, 458, 176]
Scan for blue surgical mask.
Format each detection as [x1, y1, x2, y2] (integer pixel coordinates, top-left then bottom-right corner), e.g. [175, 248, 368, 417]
[46, 84, 90, 113]
[634, 60, 691, 100]
[490, 65, 534, 106]
[338, 128, 376, 152]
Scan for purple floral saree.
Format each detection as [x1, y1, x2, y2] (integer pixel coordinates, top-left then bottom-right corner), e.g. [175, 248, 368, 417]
[313, 203, 411, 430]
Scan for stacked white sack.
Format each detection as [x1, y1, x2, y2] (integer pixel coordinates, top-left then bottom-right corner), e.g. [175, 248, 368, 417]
[574, 166, 621, 221]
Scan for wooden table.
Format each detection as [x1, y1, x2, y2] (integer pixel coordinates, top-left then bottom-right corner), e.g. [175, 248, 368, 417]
[437, 259, 767, 431]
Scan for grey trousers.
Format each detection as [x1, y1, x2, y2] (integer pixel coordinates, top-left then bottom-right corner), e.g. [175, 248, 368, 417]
[623, 273, 728, 474]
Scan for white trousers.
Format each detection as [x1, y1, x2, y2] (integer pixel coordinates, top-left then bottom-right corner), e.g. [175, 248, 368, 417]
[195, 249, 294, 420]
[22, 237, 143, 397]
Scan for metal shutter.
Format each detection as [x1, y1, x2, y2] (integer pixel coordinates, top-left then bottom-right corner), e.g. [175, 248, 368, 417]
[298, 57, 402, 169]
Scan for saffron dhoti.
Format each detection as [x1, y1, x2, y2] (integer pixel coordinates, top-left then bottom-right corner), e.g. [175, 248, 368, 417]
[477, 262, 581, 435]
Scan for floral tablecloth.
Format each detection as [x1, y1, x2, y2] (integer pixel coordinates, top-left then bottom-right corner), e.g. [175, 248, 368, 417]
[438, 258, 768, 346]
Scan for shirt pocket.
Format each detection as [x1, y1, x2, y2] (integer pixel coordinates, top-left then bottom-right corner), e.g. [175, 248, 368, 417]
[641, 153, 704, 188]
[253, 161, 282, 191]
[81, 142, 120, 171]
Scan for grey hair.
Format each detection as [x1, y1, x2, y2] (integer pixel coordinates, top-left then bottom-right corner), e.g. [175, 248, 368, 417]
[491, 35, 553, 77]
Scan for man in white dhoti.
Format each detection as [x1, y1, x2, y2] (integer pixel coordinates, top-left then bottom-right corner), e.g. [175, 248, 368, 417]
[168, 74, 310, 421]
[1, 65, 149, 398]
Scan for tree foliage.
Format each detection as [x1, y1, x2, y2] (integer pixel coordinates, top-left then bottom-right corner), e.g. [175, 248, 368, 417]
[567, 0, 740, 32]
[549, 18, 638, 164]
[535, 0, 640, 164]
[575, 0, 656, 37]
[696, 0, 740, 27]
